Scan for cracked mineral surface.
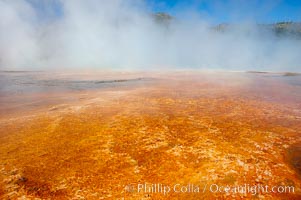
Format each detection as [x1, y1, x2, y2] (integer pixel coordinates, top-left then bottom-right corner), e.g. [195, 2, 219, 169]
[0, 71, 301, 199]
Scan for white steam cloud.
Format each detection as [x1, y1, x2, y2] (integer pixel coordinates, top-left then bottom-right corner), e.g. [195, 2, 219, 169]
[0, 0, 300, 71]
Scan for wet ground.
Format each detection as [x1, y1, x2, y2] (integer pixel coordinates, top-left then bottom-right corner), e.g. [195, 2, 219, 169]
[0, 71, 300, 199]
[0, 71, 155, 117]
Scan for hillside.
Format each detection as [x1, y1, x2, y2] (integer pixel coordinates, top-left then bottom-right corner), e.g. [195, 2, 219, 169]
[152, 12, 301, 38]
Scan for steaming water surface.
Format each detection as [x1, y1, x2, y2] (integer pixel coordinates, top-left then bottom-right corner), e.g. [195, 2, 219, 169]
[1, 71, 301, 112]
[0, 71, 155, 115]
[0, 71, 153, 95]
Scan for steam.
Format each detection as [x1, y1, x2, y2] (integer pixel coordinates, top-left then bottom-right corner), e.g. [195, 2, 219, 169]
[0, 0, 300, 71]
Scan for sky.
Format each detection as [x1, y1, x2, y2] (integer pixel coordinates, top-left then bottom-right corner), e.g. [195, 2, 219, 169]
[28, 0, 301, 24]
[147, 0, 301, 24]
